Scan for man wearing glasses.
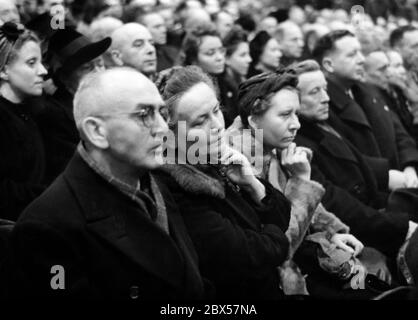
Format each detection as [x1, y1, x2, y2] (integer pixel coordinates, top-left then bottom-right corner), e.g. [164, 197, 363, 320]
[1, 67, 208, 300]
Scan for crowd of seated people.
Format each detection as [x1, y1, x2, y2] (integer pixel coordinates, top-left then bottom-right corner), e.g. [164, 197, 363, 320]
[2, 0, 418, 300]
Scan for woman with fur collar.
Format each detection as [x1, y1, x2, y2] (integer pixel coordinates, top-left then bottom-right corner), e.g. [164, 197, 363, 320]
[156, 65, 291, 300]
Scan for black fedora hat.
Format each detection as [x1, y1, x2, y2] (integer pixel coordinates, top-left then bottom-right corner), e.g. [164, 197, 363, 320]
[47, 28, 111, 75]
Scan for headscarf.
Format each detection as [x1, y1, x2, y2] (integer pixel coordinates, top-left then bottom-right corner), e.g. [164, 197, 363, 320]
[0, 22, 27, 72]
[237, 67, 299, 126]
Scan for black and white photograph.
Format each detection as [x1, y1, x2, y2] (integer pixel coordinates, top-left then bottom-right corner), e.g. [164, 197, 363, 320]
[1, 0, 418, 310]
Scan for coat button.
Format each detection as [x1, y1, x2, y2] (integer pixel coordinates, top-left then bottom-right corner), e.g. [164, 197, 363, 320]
[129, 285, 139, 299]
[353, 185, 362, 194]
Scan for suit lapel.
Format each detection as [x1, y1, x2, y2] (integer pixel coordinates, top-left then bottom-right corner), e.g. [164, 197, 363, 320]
[64, 154, 186, 289]
[327, 77, 372, 129]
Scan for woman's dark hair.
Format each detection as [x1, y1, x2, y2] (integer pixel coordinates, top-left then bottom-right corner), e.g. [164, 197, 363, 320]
[223, 25, 248, 57]
[0, 22, 40, 73]
[247, 30, 272, 77]
[181, 23, 221, 66]
[162, 65, 216, 127]
[238, 68, 299, 127]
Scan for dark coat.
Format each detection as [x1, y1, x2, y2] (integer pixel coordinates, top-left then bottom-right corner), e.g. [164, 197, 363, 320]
[217, 68, 240, 128]
[0, 96, 46, 221]
[36, 87, 80, 183]
[378, 86, 418, 145]
[327, 77, 418, 170]
[1, 153, 207, 300]
[156, 164, 290, 300]
[295, 119, 409, 258]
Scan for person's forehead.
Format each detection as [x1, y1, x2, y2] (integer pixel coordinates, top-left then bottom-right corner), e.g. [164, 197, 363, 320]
[334, 36, 360, 52]
[270, 89, 299, 108]
[177, 82, 217, 118]
[284, 24, 302, 38]
[130, 27, 152, 40]
[0, 0, 16, 10]
[298, 71, 326, 89]
[388, 51, 403, 64]
[199, 36, 222, 49]
[15, 40, 41, 58]
[144, 13, 164, 25]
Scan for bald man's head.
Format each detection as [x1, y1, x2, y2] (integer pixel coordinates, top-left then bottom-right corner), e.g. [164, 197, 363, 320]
[110, 23, 157, 76]
[275, 21, 304, 59]
[74, 67, 161, 130]
[74, 67, 168, 172]
[0, 0, 20, 24]
[364, 51, 390, 89]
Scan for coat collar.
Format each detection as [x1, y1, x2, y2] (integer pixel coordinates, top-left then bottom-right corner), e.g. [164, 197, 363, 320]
[159, 164, 226, 199]
[327, 76, 372, 129]
[62, 153, 191, 289]
[158, 162, 261, 229]
[298, 118, 358, 164]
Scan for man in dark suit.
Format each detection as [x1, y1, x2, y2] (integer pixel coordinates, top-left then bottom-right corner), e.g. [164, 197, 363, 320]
[312, 30, 418, 191]
[292, 60, 418, 262]
[1, 68, 207, 300]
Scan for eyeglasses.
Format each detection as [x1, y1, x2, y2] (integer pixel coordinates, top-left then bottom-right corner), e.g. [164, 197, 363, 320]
[95, 104, 170, 128]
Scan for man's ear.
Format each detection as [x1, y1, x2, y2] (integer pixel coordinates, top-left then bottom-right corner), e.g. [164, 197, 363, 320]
[0, 68, 9, 81]
[110, 49, 124, 66]
[322, 56, 334, 73]
[247, 115, 258, 129]
[81, 117, 109, 149]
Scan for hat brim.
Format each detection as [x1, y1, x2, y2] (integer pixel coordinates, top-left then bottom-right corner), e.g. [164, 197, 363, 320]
[58, 37, 111, 74]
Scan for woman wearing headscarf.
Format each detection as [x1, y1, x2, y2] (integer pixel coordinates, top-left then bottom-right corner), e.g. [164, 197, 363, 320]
[247, 30, 282, 78]
[156, 65, 291, 299]
[226, 69, 383, 298]
[0, 22, 48, 220]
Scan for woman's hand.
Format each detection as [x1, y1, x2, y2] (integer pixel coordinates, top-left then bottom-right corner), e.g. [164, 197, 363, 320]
[220, 146, 266, 203]
[281, 143, 312, 181]
[331, 233, 364, 257]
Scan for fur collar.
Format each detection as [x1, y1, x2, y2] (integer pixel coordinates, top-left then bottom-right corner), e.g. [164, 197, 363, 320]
[160, 164, 226, 199]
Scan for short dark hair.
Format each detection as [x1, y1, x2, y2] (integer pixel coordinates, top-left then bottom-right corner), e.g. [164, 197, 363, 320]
[238, 69, 299, 127]
[181, 23, 221, 66]
[223, 25, 248, 57]
[312, 29, 355, 65]
[389, 25, 417, 48]
[162, 65, 216, 127]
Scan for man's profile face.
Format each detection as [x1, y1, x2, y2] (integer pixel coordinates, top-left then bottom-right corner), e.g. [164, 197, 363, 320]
[119, 27, 157, 76]
[142, 13, 167, 45]
[101, 76, 168, 171]
[279, 24, 304, 59]
[364, 52, 390, 89]
[328, 35, 365, 82]
[0, 0, 20, 24]
[399, 30, 418, 60]
[298, 70, 330, 122]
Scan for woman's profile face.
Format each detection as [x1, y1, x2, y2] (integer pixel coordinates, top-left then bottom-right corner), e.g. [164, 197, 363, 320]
[175, 82, 225, 159]
[259, 38, 282, 71]
[4, 40, 47, 99]
[251, 88, 300, 150]
[227, 42, 252, 77]
[196, 35, 226, 75]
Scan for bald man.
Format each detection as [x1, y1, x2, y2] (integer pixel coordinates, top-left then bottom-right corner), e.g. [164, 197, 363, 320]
[275, 21, 304, 66]
[365, 51, 418, 144]
[2, 67, 207, 300]
[110, 23, 157, 78]
[0, 0, 20, 24]
[364, 51, 391, 90]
